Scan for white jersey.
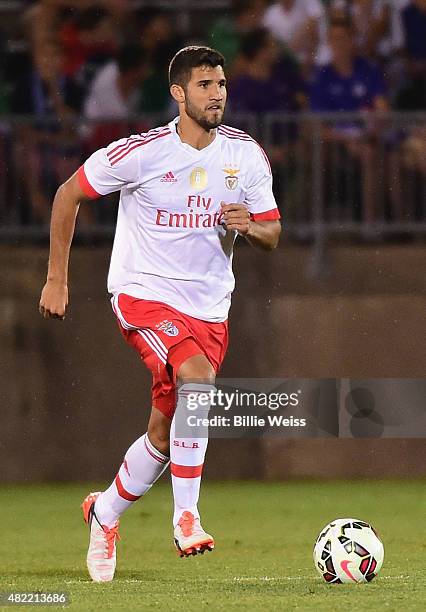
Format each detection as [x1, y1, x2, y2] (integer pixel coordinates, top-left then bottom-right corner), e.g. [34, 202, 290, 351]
[78, 117, 280, 322]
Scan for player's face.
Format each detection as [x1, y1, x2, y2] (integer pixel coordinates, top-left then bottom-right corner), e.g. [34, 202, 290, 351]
[184, 65, 227, 130]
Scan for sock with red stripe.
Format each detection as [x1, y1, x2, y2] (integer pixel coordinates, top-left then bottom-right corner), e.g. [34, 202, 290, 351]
[170, 383, 213, 527]
[95, 433, 169, 527]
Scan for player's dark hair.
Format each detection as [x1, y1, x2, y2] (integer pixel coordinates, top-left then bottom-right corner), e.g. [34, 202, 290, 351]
[168, 46, 225, 87]
[240, 28, 270, 61]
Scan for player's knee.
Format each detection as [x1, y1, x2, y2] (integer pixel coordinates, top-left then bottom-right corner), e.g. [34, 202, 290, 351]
[177, 354, 216, 385]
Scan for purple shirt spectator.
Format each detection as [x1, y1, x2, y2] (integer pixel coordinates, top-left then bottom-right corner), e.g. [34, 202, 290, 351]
[229, 58, 305, 114]
[310, 57, 386, 112]
[228, 28, 305, 114]
[401, 1, 426, 60]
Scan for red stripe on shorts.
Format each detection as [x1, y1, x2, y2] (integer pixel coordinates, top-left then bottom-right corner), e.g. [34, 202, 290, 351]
[170, 463, 203, 478]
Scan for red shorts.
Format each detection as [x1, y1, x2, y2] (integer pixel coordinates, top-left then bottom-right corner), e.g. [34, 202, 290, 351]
[112, 293, 228, 419]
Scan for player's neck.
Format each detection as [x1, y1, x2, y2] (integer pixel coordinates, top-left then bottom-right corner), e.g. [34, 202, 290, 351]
[176, 115, 216, 151]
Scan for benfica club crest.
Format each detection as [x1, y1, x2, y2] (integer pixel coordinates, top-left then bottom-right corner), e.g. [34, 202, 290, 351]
[223, 167, 240, 190]
[156, 320, 179, 337]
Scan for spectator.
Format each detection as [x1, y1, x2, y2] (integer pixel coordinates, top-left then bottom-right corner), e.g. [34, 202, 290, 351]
[27, 1, 130, 54]
[83, 44, 148, 149]
[310, 18, 391, 225]
[12, 40, 84, 224]
[0, 40, 9, 223]
[135, 9, 182, 114]
[402, 126, 426, 175]
[59, 7, 119, 84]
[396, 0, 426, 109]
[84, 44, 147, 120]
[229, 28, 306, 188]
[0, 80, 8, 114]
[0, 36, 9, 113]
[229, 28, 305, 115]
[137, 8, 179, 60]
[0, 76, 8, 115]
[209, 0, 267, 76]
[401, 0, 426, 61]
[13, 41, 83, 116]
[310, 22, 387, 113]
[328, 0, 407, 62]
[262, 0, 328, 70]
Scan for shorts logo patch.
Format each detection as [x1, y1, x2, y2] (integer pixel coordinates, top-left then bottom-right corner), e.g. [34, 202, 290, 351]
[156, 319, 179, 337]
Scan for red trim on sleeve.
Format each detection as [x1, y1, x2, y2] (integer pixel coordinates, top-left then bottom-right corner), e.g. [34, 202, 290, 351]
[170, 463, 204, 478]
[250, 208, 281, 222]
[77, 165, 102, 199]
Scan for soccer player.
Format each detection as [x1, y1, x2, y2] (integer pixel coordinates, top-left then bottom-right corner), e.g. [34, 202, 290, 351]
[39, 46, 281, 582]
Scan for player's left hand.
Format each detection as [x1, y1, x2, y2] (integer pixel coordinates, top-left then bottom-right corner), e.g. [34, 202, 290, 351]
[220, 202, 251, 235]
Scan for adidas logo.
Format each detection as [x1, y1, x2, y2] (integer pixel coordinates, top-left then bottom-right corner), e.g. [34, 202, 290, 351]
[160, 171, 177, 183]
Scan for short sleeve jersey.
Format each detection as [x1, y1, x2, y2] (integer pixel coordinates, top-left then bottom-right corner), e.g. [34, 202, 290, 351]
[78, 117, 280, 322]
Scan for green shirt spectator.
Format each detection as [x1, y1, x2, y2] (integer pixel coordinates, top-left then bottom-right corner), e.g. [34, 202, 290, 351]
[139, 71, 170, 114]
[209, 17, 241, 67]
[208, 0, 267, 73]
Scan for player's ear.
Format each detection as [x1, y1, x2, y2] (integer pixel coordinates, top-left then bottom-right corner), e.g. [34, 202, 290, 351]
[170, 83, 185, 104]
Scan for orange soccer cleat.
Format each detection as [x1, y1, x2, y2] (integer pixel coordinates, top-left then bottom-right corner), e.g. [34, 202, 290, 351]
[173, 511, 214, 558]
[81, 491, 120, 582]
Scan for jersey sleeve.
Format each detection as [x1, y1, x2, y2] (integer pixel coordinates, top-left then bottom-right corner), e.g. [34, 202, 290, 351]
[244, 143, 281, 222]
[77, 136, 143, 199]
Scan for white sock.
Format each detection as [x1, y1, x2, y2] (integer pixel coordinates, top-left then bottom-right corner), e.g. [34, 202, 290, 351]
[170, 383, 213, 527]
[95, 433, 169, 527]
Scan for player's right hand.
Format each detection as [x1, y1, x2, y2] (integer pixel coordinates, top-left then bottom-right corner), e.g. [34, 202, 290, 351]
[39, 281, 68, 320]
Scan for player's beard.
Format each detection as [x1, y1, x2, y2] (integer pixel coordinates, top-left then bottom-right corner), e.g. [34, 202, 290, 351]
[184, 98, 223, 131]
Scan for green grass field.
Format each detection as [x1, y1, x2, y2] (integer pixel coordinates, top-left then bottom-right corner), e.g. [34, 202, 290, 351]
[1, 481, 425, 611]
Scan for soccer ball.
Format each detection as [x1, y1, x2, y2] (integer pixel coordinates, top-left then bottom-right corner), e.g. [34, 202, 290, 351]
[313, 518, 384, 584]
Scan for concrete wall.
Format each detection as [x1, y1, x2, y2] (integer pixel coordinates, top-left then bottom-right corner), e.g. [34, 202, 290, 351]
[1, 243, 425, 481]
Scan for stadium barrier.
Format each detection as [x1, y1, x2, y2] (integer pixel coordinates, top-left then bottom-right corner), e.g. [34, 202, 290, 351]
[0, 112, 425, 270]
[1, 244, 425, 481]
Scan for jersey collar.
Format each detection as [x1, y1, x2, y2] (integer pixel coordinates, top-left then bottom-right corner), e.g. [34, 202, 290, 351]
[168, 117, 220, 156]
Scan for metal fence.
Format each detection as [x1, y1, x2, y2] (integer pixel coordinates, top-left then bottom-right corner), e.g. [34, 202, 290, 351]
[1, 112, 425, 260]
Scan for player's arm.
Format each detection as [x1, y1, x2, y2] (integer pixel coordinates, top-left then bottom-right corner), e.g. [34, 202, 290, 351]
[221, 203, 281, 251]
[245, 219, 281, 250]
[39, 172, 90, 320]
[40, 133, 141, 319]
[233, 141, 281, 250]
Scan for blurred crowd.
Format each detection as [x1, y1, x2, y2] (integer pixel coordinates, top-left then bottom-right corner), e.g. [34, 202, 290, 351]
[0, 0, 425, 227]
